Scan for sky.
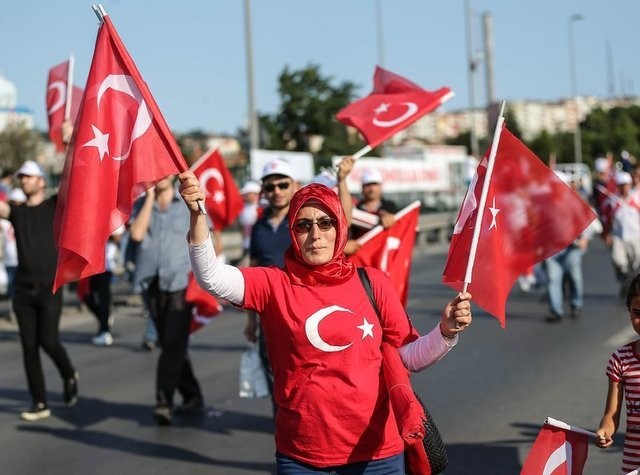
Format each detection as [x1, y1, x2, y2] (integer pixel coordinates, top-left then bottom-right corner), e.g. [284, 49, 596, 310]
[1, 0, 639, 136]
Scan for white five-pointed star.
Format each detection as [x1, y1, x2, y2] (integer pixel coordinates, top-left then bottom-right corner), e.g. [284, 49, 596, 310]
[82, 125, 110, 162]
[374, 103, 389, 115]
[488, 196, 500, 230]
[212, 190, 225, 204]
[357, 318, 375, 339]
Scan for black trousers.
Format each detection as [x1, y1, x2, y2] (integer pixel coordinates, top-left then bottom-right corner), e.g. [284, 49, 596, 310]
[13, 284, 75, 405]
[85, 271, 112, 333]
[145, 281, 202, 407]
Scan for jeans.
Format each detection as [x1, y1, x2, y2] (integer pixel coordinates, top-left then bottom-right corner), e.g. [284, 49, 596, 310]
[145, 281, 201, 407]
[84, 271, 112, 333]
[13, 284, 76, 405]
[275, 453, 404, 475]
[546, 246, 583, 317]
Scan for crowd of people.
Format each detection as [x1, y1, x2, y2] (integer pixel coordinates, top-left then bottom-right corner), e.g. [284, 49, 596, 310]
[3, 148, 640, 473]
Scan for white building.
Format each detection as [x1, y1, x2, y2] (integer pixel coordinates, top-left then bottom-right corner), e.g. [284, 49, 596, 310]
[392, 95, 640, 144]
[0, 74, 34, 131]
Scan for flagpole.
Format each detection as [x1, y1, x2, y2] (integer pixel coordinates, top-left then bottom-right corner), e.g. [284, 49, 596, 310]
[462, 100, 505, 293]
[90, 4, 207, 216]
[352, 144, 372, 160]
[64, 54, 74, 121]
[545, 417, 598, 438]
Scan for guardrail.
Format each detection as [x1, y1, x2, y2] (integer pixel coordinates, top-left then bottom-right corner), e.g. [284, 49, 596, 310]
[220, 211, 457, 260]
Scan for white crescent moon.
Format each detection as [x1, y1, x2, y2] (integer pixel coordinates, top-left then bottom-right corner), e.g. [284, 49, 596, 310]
[453, 158, 486, 234]
[305, 305, 353, 352]
[47, 81, 66, 114]
[199, 168, 224, 194]
[542, 441, 572, 475]
[96, 74, 152, 161]
[372, 101, 419, 128]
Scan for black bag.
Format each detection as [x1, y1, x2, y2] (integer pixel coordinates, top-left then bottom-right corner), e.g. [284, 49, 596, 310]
[357, 267, 448, 475]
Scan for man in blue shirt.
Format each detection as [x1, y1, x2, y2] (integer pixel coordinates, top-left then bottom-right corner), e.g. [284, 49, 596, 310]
[244, 159, 297, 402]
[130, 175, 204, 425]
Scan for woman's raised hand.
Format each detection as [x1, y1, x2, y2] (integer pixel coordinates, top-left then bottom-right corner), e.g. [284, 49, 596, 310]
[178, 171, 205, 214]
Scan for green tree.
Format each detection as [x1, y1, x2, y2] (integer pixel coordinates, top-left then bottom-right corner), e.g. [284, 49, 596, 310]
[0, 123, 40, 172]
[261, 64, 364, 170]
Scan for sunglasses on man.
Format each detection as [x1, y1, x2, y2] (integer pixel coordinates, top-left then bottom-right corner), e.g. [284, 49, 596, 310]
[263, 181, 291, 193]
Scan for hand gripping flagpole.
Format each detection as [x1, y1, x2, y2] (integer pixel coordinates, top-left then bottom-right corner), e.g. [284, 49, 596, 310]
[91, 4, 207, 216]
[462, 100, 506, 293]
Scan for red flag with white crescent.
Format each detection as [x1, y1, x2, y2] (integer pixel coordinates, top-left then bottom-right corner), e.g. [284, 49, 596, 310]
[185, 273, 222, 334]
[191, 148, 243, 230]
[46, 60, 83, 153]
[336, 66, 453, 149]
[348, 201, 420, 306]
[520, 424, 588, 475]
[53, 14, 188, 292]
[442, 127, 596, 327]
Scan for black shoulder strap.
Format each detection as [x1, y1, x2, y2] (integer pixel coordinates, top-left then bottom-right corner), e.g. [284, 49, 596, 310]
[357, 267, 381, 320]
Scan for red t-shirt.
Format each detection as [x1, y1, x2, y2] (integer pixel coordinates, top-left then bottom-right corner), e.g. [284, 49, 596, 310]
[240, 265, 420, 467]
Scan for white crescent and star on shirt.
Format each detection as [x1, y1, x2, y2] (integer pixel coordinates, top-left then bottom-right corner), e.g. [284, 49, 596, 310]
[304, 305, 375, 353]
[82, 74, 153, 162]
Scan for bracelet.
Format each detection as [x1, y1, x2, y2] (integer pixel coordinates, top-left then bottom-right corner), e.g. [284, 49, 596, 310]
[439, 322, 457, 340]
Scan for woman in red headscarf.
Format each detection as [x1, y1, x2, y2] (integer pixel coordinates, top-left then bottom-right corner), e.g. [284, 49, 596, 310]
[179, 172, 472, 474]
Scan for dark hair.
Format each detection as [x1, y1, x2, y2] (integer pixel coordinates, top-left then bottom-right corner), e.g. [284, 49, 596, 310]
[626, 273, 640, 309]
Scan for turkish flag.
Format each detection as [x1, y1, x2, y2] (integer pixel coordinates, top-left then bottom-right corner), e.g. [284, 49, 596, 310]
[53, 15, 188, 292]
[520, 424, 588, 475]
[185, 273, 222, 334]
[191, 148, 243, 230]
[46, 60, 83, 153]
[442, 127, 596, 327]
[349, 201, 420, 306]
[336, 66, 453, 149]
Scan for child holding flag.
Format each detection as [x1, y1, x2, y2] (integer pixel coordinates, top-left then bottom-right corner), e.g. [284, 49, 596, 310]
[595, 272, 640, 473]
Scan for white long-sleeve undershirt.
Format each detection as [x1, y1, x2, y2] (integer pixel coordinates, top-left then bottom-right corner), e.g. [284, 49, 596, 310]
[187, 234, 457, 372]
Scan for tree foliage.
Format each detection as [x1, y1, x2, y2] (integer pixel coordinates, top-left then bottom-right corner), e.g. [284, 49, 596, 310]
[261, 64, 366, 170]
[0, 122, 40, 172]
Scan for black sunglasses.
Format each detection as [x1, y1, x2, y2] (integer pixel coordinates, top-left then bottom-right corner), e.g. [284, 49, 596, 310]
[293, 217, 337, 234]
[263, 181, 291, 193]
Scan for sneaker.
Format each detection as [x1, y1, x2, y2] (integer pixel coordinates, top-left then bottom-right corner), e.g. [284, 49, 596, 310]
[141, 340, 156, 351]
[545, 313, 563, 324]
[63, 372, 79, 406]
[175, 396, 204, 415]
[92, 332, 113, 346]
[20, 403, 51, 421]
[153, 405, 172, 425]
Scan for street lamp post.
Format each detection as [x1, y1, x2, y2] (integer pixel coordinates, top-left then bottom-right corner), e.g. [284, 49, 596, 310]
[244, 0, 259, 151]
[568, 14, 583, 164]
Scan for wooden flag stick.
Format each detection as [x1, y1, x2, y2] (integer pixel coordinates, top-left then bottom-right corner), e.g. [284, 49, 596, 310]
[64, 54, 74, 121]
[352, 144, 373, 160]
[462, 100, 506, 293]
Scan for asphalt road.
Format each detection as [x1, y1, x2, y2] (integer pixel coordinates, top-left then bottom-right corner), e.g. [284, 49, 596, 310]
[0, 240, 631, 474]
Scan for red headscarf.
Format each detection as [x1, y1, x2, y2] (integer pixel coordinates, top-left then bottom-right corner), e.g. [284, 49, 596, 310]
[284, 183, 355, 286]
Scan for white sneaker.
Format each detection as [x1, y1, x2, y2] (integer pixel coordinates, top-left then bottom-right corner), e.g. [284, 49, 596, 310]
[92, 332, 113, 346]
[20, 403, 51, 421]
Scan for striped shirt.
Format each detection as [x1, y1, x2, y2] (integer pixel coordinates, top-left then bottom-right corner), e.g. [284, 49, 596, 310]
[607, 341, 640, 474]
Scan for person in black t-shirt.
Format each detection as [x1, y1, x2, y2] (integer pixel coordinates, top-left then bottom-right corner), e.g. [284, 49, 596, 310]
[0, 160, 78, 421]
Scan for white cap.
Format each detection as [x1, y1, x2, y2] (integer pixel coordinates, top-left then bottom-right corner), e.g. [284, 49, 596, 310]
[616, 171, 633, 186]
[361, 168, 383, 185]
[15, 160, 44, 178]
[594, 157, 609, 173]
[554, 170, 571, 185]
[260, 159, 294, 181]
[312, 171, 337, 189]
[8, 188, 26, 202]
[240, 180, 261, 195]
